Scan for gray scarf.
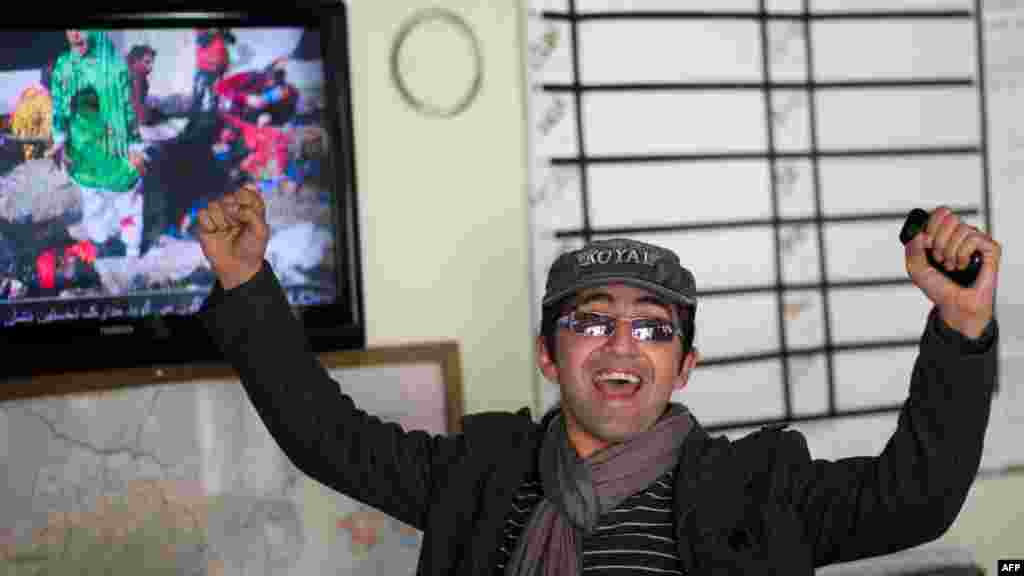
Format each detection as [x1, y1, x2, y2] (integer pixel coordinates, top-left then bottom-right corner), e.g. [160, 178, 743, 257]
[505, 403, 692, 576]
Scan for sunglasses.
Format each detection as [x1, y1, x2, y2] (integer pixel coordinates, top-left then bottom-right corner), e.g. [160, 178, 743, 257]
[557, 311, 683, 343]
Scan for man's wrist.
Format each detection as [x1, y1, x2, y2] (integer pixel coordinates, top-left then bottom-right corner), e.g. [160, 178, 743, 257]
[938, 308, 991, 341]
[217, 262, 263, 292]
[931, 307, 996, 354]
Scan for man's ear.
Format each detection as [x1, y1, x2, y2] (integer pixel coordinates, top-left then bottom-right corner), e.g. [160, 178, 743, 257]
[537, 335, 560, 383]
[673, 347, 700, 391]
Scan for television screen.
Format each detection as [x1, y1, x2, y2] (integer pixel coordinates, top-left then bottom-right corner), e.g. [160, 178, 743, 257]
[0, 6, 363, 382]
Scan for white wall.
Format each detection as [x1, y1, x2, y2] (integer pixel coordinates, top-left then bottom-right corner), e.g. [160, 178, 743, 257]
[351, 0, 535, 416]
[352, 1, 1024, 571]
[519, 2, 1023, 573]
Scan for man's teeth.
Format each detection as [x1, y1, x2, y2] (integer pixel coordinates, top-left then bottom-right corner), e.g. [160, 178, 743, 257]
[595, 371, 641, 385]
[595, 371, 641, 399]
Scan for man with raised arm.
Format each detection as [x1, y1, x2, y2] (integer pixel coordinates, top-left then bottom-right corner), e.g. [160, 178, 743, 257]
[198, 184, 1000, 575]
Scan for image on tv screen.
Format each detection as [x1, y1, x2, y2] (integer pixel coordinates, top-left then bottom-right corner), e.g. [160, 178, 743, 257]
[0, 26, 339, 327]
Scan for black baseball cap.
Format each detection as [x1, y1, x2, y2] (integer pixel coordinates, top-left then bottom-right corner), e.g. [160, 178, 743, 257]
[542, 238, 697, 309]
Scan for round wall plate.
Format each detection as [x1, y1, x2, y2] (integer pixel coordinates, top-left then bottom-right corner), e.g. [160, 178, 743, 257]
[390, 7, 483, 118]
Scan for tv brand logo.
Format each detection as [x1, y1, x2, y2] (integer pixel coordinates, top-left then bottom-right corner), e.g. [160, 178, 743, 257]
[1000, 560, 1023, 573]
[100, 325, 134, 336]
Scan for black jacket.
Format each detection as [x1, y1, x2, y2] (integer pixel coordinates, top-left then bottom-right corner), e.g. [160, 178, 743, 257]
[200, 262, 998, 575]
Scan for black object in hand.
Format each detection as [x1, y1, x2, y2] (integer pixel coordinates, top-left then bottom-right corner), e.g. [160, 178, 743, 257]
[899, 208, 982, 287]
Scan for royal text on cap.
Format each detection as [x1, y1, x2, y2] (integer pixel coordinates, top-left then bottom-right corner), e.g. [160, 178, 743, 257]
[576, 247, 663, 267]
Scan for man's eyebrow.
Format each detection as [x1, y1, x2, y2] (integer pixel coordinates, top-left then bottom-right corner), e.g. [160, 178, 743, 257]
[635, 295, 673, 315]
[573, 292, 612, 308]
[572, 292, 671, 314]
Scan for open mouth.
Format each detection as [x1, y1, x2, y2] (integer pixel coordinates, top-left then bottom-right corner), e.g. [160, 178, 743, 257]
[593, 370, 643, 401]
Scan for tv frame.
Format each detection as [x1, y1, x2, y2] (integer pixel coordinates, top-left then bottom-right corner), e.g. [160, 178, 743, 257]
[0, 2, 365, 385]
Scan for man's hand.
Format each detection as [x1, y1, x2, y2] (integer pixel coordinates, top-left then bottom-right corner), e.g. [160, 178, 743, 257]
[905, 206, 1002, 339]
[197, 184, 270, 290]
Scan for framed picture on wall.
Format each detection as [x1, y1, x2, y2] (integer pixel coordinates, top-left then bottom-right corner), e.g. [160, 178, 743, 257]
[0, 341, 463, 575]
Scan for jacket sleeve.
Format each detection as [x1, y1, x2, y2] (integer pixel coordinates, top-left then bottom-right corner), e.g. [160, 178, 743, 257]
[198, 261, 469, 531]
[783, 306, 998, 567]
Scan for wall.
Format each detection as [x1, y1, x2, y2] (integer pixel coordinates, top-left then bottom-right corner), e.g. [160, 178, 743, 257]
[519, 2, 1022, 574]
[936, 469, 1024, 575]
[352, 2, 1024, 571]
[350, 0, 536, 416]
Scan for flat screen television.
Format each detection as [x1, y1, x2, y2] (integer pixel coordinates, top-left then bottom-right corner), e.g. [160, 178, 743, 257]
[0, 3, 364, 382]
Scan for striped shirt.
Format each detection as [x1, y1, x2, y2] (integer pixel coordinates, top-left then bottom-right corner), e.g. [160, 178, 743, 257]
[494, 466, 684, 575]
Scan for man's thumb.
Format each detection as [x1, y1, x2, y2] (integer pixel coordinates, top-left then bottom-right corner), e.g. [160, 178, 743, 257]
[905, 231, 929, 267]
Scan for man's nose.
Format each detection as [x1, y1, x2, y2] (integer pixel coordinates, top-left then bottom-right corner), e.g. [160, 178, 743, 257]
[604, 318, 639, 354]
